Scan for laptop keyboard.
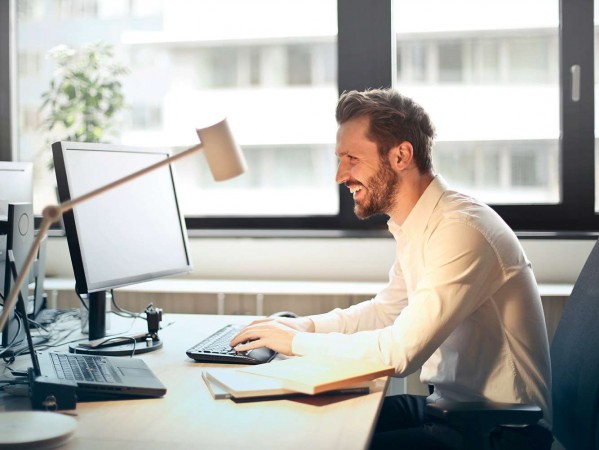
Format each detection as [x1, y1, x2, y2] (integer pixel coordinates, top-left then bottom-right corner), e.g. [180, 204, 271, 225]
[186, 324, 276, 365]
[51, 352, 120, 383]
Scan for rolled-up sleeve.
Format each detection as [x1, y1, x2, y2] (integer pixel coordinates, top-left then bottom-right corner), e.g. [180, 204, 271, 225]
[306, 257, 409, 335]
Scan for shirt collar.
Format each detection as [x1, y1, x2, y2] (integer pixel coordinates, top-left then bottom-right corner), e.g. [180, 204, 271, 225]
[387, 174, 449, 241]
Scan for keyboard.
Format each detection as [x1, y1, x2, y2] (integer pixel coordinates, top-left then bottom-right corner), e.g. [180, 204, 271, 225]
[186, 324, 277, 365]
[51, 352, 119, 383]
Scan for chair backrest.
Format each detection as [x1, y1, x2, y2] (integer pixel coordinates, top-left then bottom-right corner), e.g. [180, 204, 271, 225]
[551, 239, 599, 450]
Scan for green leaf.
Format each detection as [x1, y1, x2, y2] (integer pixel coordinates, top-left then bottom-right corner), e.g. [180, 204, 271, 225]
[39, 42, 129, 144]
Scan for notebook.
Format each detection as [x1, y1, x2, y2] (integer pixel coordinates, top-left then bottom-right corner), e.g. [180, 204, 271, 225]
[202, 367, 372, 400]
[10, 251, 166, 400]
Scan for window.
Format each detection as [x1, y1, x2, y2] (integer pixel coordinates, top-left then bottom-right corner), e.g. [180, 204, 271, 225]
[207, 47, 239, 88]
[56, 0, 98, 18]
[398, 42, 428, 83]
[287, 45, 312, 85]
[248, 48, 262, 86]
[394, 0, 560, 206]
[17, 0, 43, 19]
[478, 40, 500, 83]
[438, 41, 463, 83]
[3, 0, 598, 232]
[11, 0, 339, 222]
[507, 37, 552, 84]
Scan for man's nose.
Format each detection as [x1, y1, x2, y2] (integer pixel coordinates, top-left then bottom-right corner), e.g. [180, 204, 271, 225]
[336, 159, 348, 184]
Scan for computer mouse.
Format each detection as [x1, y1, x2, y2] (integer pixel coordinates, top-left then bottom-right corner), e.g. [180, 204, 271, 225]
[269, 310, 299, 319]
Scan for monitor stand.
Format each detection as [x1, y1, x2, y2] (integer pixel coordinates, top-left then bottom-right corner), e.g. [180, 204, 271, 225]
[68, 291, 163, 356]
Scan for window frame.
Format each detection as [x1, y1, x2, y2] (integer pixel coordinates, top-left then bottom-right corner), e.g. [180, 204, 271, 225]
[491, 0, 596, 232]
[1, 0, 597, 233]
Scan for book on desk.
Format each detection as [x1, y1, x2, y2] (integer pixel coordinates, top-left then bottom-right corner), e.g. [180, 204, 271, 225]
[202, 355, 394, 399]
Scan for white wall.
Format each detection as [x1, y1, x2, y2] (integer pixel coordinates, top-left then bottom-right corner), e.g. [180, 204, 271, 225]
[45, 236, 595, 284]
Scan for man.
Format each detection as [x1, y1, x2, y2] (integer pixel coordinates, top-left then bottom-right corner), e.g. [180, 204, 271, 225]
[231, 88, 552, 449]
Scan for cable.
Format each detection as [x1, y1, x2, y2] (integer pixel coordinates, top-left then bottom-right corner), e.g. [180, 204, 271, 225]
[35, 336, 89, 351]
[28, 309, 82, 351]
[38, 309, 143, 352]
[0, 310, 24, 361]
[2, 380, 31, 397]
[4, 294, 155, 355]
[27, 317, 50, 334]
[72, 336, 137, 357]
[110, 290, 147, 320]
[76, 291, 89, 311]
[0, 362, 30, 397]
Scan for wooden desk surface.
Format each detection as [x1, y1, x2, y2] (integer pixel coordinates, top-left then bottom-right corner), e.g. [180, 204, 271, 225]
[1, 314, 388, 450]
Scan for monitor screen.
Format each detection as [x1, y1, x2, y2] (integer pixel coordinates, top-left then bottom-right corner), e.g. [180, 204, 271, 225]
[0, 162, 33, 220]
[52, 142, 192, 340]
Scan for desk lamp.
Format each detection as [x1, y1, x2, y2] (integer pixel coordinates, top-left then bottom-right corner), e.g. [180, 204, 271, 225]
[0, 118, 247, 335]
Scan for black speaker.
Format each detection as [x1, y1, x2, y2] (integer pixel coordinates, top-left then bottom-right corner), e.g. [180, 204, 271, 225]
[1, 202, 34, 348]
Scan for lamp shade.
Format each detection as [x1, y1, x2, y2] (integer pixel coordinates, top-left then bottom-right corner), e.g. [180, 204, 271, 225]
[196, 118, 247, 181]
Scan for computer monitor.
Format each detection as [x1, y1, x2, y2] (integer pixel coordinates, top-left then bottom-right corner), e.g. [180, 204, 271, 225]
[0, 162, 34, 354]
[0, 162, 33, 220]
[52, 141, 193, 355]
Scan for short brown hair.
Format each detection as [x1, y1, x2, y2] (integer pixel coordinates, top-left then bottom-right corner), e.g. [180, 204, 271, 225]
[336, 89, 435, 173]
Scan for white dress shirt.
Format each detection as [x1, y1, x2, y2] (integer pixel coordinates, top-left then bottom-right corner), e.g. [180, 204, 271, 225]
[293, 175, 552, 423]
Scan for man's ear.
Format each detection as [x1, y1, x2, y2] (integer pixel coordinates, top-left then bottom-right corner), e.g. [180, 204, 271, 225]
[388, 142, 414, 171]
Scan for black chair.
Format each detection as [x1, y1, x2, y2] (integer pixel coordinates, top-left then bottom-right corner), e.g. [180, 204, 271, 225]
[426, 239, 599, 450]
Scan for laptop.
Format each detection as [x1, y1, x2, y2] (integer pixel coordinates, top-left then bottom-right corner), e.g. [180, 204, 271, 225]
[9, 251, 167, 400]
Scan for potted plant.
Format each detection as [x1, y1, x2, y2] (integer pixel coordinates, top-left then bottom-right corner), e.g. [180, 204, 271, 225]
[33, 41, 129, 211]
[40, 41, 129, 164]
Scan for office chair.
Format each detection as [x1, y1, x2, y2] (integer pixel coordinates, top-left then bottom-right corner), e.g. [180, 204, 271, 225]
[426, 238, 599, 450]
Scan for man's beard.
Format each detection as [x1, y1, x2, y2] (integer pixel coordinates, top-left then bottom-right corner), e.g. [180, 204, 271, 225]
[354, 160, 399, 219]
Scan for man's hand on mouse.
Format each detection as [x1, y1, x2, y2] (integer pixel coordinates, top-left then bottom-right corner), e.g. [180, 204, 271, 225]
[230, 317, 315, 356]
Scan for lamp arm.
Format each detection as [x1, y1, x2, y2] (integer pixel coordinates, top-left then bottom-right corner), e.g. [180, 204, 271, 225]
[60, 143, 204, 213]
[0, 142, 204, 331]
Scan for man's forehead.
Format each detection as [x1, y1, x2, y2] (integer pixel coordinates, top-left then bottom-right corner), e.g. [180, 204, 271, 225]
[336, 120, 374, 154]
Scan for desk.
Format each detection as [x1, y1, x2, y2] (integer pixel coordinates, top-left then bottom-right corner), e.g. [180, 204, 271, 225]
[1, 314, 388, 450]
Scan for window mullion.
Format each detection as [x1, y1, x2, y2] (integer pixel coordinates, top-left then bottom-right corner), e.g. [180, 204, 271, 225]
[560, 0, 595, 220]
[0, 0, 15, 161]
[337, 0, 394, 229]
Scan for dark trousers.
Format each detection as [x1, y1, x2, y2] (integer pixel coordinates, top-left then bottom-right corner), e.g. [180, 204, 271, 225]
[369, 394, 554, 450]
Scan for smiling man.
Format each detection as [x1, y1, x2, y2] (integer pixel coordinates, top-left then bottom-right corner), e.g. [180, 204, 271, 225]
[231, 89, 553, 450]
